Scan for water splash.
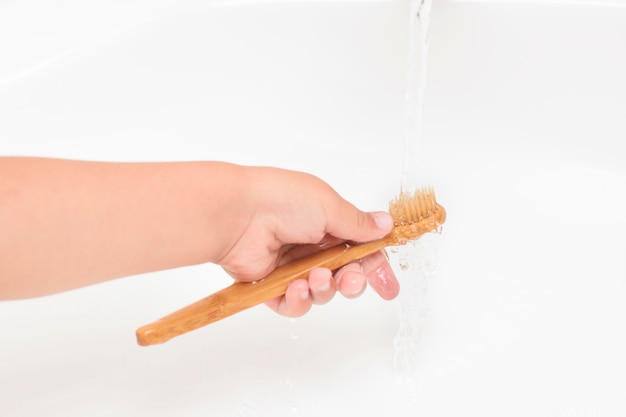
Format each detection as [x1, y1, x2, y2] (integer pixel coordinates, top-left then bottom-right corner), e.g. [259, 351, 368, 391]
[394, 0, 433, 392]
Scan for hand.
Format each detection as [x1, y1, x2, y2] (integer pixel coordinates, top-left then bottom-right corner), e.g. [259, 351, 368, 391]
[0, 159, 400, 303]
[216, 167, 400, 317]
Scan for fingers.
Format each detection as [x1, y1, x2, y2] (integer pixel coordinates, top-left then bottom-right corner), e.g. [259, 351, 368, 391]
[333, 250, 399, 300]
[308, 267, 337, 305]
[323, 192, 394, 243]
[264, 268, 336, 317]
[334, 262, 367, 299]
[264, 279, 312, 318]
[360, 250, 400, 300]
[266, 250, 399, 317]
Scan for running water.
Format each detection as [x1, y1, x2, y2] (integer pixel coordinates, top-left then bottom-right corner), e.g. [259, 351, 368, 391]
[393, 0, 434, 394]
[400, 0, 431, 193]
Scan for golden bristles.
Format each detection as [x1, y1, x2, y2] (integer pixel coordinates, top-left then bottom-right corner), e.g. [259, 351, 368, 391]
[389, 186, 437, 226]
[385, 187, 445, 245]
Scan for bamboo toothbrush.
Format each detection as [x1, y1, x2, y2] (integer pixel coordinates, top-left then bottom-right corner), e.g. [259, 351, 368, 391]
[136, 187, 446, 346]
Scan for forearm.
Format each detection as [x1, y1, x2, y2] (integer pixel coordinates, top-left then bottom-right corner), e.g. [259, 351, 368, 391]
[0, 157, 249, 299]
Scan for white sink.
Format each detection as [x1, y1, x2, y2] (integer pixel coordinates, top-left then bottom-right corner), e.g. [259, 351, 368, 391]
[1, 1, 625, 416]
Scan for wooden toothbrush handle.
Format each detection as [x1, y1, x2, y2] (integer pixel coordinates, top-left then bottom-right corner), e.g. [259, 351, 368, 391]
[136, 238, 390, 346]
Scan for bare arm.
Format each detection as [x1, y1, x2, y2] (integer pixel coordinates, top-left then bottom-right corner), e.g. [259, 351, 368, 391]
[0, 157, 398, 315]
[0, 157, 248, 298]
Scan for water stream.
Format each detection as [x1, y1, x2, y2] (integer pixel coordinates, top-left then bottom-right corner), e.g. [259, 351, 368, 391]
[393, 0, 434, 394]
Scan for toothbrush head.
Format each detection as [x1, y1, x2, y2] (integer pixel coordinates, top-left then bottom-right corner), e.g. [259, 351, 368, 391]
[388, 187, 446, 245]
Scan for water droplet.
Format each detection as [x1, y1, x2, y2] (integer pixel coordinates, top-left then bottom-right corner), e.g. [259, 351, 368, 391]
[289, 318, 298, 341]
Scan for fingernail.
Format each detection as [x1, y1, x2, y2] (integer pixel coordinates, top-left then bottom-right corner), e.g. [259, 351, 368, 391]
[300, 289, 310, 300]
[375, 266, 389, 285]
[345, 283, 361, 295]
[372, 211, 393, 231]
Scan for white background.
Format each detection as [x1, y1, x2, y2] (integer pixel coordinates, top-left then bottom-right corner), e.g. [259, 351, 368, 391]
[1, 1, 625, 416]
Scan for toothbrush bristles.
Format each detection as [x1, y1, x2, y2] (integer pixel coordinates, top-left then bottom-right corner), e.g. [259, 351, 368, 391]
[389, 186, 437, 226]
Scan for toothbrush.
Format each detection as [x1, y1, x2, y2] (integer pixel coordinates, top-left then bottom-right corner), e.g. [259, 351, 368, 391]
[135, 187, 446, 346]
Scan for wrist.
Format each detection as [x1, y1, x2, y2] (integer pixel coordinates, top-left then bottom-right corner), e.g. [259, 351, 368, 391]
[199, 162, 257, 264]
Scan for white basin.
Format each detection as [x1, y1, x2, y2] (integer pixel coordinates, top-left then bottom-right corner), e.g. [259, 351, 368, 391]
[1, 1, 625, 416]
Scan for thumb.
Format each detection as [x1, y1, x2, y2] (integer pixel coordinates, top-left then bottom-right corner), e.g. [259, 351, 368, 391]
[325, 200, 393, 243]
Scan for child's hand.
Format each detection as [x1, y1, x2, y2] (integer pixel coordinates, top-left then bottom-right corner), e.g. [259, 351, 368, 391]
[0, 158, 399, 309]
[216, 167, 400, 317]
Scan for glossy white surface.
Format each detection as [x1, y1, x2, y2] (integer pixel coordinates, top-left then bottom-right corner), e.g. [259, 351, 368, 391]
[1, 1, 625, 416]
